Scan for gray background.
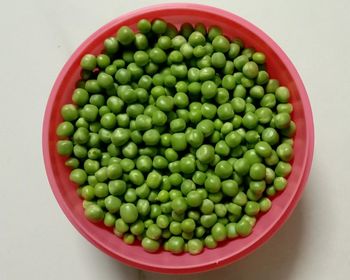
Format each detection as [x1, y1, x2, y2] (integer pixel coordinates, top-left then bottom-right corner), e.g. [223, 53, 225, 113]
[1, 0, 349, 279]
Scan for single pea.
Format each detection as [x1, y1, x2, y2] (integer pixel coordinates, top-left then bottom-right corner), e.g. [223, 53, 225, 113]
[222, 179, 239, 197]
[146, 171, 162, 189]
[204, 174, 221, 193]
[111, 128, 130, 147]
[245, 201, 260, 216]
[225, 131, 242, 148]
[200, 213, 217, 229]
[187, 239, 203, 255]
[171, 133, 187, 151]
[234, 55, 249, 71]
[104, 195, 122, 214]
[120, 203, 138, 224]
[254, 141, 272, 158]
[226, 222, 238, 239]
[70, 169, 87, 185]
[249, 163, 266, 180]
[275, 86, 290, 103]
[274, 112, 291, 129]
[235, 220, 253, 237]
[80, 185, 95, 201]
[259, 197, 272, 213]
[212, 35, 230, 52]
[211, 223, 227, 242]
[214, 88, 229, 105]
[152, 19, 167, 34]
[277, 103, 293, 114]
[181, 218, 196, 233]
[204, 235, 218, 249]
[249, 180, 266, 195]
[276, 143, 294, 161]
[211, 52, 226, 68]
[265, 79, 280, 93]
[200, 103, 216, 120]
[215, 161, 233, 179]
[214, 140, 229, 157]
[196, 144, 215, 164]
[56, 140, 73, 156]
[233, 191, 248, 206]
[96, 54, 110, 69]
[137, 18, 151, 33]
[242, 61, 259, 79]
[108, 180, 126, 196]
[171, 197, 188, 215]
[84, 204, 104, 222]
[142, 129, 160, 146]
[242, 112, 258, 129]
[199, 67, 215, 81]
[155, 95, 174, 112]
[196, 120, 214, 138]
[80, 55, 96, 73]
[155, 215, 169, 229]
[117, 26, 135, 45]
[217, 103, 234, 121]
[168, 236, 185, 254]
[275, 162, 292, 178]
[142, 237, 160, 253]
[61, 104, 78, 121]
[146, 224, 162, 240]
[201, 80, 217, 99]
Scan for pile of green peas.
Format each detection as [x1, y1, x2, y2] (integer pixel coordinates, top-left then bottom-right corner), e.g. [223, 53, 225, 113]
[56, 18, 296, 255]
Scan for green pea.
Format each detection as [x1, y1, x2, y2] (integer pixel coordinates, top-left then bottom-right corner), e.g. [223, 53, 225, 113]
[171, 133, 187, 151]
[69, 169, 87, 185]
[142, 237, 160, 253]
[171, 197, 187, 214]
[222, 179, 239, 197]
[245, 201, 260, 216]
[142, 129, 160, 146]
[265, 79, 280, 93]
[217, 103, 234, 120]
[201, 80, 217, 99]
[200, 213, 217, 228]
[84, 204, 104, 222]
[105, 195, 121, 213]
[274, 113, 291, 129]
[212, 35, 230, 52]
[224, 131, 242, 148]
[275, 162, 292, 177]
[259, 197, 272, 213]
[204, 174, 221, 193]
[275, 86, 290, 103]
[277, 143, 294, 161]
[120, 203, 138, 224]
[211, 223, 227, 242]
[146, 171, 162, 189]
[214, 161, 233, 179]
[249, 163, 266, 180]
[199, 67, 215, 81]
[235, 220, 252, 237]
[233, 191, 247, 206]
[117, 26, 135, 45]
[249, 180, 266, 195]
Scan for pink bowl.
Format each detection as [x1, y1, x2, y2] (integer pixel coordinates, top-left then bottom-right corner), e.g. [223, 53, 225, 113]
[42, 3, 314, 274]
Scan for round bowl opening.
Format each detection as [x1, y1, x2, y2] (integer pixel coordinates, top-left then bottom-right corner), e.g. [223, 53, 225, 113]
[43, 3, 314, 274]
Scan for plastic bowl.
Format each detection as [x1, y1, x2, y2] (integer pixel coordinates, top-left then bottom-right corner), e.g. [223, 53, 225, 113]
[42, 3, 314, 274]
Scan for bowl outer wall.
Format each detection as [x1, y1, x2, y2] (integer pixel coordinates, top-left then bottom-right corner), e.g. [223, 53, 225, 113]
[42, 3, 314, 274]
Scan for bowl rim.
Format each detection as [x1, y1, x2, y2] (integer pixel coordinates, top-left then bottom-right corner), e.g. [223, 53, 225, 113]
[42, 2, 314, 274]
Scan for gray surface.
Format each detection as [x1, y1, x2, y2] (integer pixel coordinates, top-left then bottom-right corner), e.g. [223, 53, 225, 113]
[0, 0, 349, 279]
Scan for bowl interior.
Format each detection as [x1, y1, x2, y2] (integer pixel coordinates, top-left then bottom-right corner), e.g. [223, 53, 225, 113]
[43, 4, 313, 274]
